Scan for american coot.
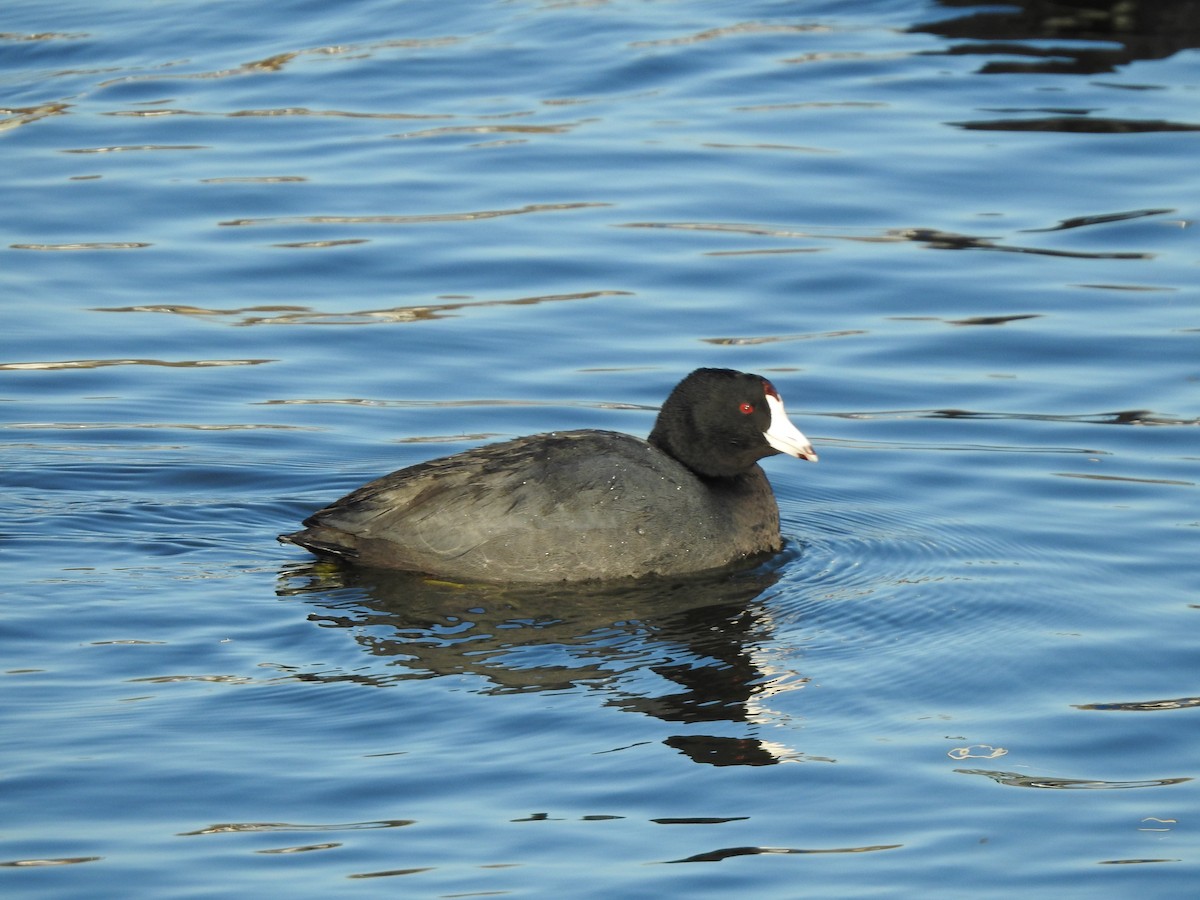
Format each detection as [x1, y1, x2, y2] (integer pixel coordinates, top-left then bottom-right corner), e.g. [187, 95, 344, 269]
[280, 367, 817, 582]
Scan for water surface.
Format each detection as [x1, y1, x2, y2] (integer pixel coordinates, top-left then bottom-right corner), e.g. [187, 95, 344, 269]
[3, 1, 1198, 897]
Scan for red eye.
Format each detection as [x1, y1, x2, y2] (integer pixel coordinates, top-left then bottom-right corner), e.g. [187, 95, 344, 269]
[739, 402, 755, 415]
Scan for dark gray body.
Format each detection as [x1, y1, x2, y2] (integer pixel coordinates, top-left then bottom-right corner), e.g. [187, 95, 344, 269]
[281, 429, 782, 583]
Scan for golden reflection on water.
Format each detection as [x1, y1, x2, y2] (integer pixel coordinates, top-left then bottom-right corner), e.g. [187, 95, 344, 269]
[229, 107, 449, 120]
[0, 31, 88, 41]
[704, 329, 865, 346]
[4, 422, 316, 431]
[93, 290, 633, 326]
[179, 819, 414, 835]
[105, 106, 452, 121]
[95, 36, 465, 88]
[0, 856, 103, 867]
[61, 144, 209, 153]
[391, 120, 593, 140]
[255, 843, 342, 854]
[260, 397, 651, 412]
[10, 241, 153, 250]
[0, 357, 273, 370]
[630, 21, 830, 48]
[0, 101, 70, 131]
[273, 238, 370, 248]
[218, 201, 609, 228]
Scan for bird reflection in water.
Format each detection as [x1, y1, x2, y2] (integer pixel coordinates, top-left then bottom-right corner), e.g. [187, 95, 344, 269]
[277, 558, 817, 767]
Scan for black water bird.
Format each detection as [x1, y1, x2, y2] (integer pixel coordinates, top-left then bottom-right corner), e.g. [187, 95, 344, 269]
[280, 367, 817, 582]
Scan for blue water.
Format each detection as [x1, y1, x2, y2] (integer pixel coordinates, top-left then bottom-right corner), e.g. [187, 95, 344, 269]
[3, 0, 1198, 896]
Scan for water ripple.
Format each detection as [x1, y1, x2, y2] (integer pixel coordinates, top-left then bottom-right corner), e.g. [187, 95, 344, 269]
[663, 843, 902, 864]
[10, 241, 152, 251]
[630, 22, 830, 48]
[255, 842, 342, 854]
[957, 770, 1192, 790]
[179, 819, 414, 836]
[96, 36, 464, 88]
[0, 856, 102, 867]
[61, 144, 208, 153]
[1074, 695, 1200, 712]
[218, 202, 609, 228]
[0, 357, 273, 370]
[953, 116, 1200, 133]
[390, 120, 593, 140]
[766, 486, 1045, 670]
[91, 290, 633, 326]
[821, 408, 1200, 428]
